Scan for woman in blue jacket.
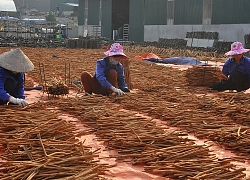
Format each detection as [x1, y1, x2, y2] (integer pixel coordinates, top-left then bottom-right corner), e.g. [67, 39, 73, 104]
[211, 42, 250, 92]
[81, 43, 130, 96]
[0, 48, 34, 106]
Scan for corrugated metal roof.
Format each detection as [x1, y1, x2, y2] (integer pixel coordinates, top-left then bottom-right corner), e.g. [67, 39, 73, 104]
[0, 0, 16, 12]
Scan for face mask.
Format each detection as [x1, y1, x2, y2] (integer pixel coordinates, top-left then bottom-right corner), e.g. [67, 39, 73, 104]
[110, 59, 119, 65]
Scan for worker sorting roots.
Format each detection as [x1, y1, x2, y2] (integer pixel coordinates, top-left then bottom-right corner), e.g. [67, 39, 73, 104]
[80, 43, 130, 96]
[0, 48, 34, 106]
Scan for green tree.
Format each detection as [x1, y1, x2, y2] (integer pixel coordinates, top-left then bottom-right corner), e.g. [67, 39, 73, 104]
[45, 11, 56, 22]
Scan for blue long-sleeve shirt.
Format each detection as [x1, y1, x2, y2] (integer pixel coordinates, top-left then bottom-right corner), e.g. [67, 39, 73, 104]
[222, 56, 250, 86]
[93, 58, 128, 89]
[0, 67, 25, 101]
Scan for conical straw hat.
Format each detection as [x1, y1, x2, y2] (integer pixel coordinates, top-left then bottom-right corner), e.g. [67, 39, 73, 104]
[0, 48, 34, 72]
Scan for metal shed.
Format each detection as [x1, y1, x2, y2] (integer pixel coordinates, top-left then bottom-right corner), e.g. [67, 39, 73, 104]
[78, 0, 250, 43]
[78, 0, 168, 42]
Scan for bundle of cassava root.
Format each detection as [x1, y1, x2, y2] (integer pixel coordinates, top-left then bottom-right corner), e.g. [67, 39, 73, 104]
[45, 77, 69, 96]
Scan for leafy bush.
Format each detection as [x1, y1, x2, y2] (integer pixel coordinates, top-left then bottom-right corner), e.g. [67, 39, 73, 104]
[45, 11, 56, 22]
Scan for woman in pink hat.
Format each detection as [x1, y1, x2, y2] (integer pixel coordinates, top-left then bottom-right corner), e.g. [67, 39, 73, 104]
[80, 43, 130, 96]
[211, 42, 250, 92]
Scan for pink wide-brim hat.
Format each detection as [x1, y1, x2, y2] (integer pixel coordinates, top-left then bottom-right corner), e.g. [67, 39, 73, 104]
[225, 42, 250, 56]
[104, 43, 127, 57]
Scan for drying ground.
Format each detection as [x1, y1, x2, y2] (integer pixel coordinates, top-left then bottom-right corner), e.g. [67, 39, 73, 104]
[0, 46, 249, 180]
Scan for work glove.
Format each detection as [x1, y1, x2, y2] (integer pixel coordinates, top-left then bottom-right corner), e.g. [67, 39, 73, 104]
[9, 96, 28, 106]
[110, 86, 125, 96]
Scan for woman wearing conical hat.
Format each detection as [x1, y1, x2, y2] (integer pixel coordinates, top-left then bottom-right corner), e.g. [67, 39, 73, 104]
[0, 48, 34, 106]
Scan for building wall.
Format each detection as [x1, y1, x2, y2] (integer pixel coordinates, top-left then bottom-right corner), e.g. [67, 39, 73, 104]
[78, 0, 85, 26]
[174, 0, 203, 25]
[144, 24, 250, 43]
[78, 0, 112, 38]
[102, 0, 112, 38]
[144, 0, 250, 43]
[129, 0, 144, 41]
[212, 0, 250, 24]
[88, 0, 100, 25]
[144, 0, 168, 25]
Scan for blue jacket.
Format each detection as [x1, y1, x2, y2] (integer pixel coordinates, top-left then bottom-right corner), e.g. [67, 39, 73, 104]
[0, 67, 25, 101]
[93, 57, 128, 89]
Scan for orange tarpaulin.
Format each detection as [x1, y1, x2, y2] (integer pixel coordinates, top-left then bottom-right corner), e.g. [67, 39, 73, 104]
[134, 53, 161, 60]
[100, 45, 110, 50]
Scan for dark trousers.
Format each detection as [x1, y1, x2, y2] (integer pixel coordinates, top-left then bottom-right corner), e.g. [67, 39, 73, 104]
[211, 70, 249, 92]
[0, 79, 12, 105]
[81, 69, 118, 96]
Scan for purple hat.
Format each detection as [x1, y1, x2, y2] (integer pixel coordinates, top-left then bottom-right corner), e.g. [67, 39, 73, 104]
[104, 43, 127, 57]
[225, 42, 250, 56]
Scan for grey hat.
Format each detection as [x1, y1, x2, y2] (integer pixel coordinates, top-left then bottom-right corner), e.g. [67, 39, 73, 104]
[0, 48, 34, 72]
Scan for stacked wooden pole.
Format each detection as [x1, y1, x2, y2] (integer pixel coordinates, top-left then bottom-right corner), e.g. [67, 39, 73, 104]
[185, 65, 222, 86]
[50, 97, 247, 180]
[0, 105, 108, 180]
[117, 57, 132, 89]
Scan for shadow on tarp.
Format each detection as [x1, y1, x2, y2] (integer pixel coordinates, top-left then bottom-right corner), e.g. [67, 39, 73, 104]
[144, 56, 206, 66]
